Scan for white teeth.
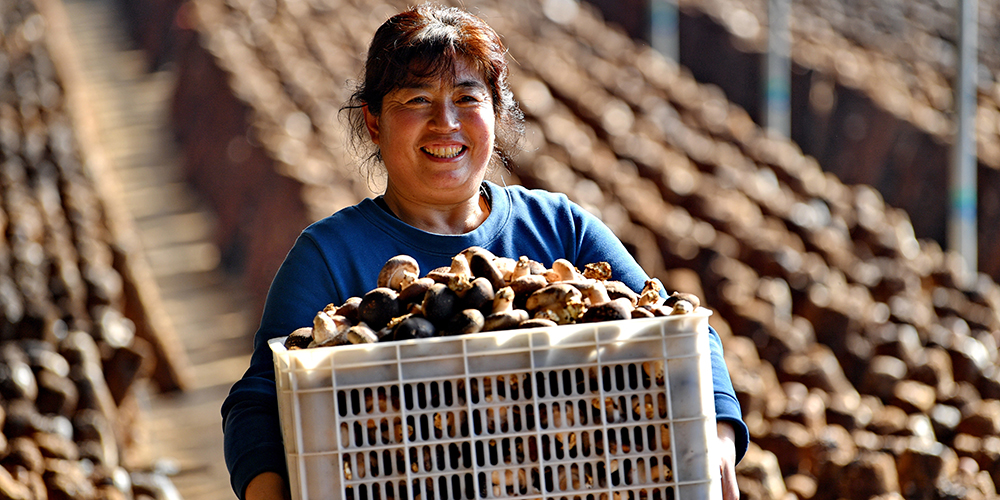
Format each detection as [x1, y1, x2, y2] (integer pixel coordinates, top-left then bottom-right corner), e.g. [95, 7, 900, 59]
[423, 145, 463, 158]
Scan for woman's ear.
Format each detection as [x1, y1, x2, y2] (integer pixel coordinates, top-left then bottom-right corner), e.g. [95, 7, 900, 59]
[363, 105, 380, 145]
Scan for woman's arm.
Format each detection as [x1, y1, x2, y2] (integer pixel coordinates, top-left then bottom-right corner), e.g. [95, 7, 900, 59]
[223, 234, 341, 499]
[245, 472, 291, 500]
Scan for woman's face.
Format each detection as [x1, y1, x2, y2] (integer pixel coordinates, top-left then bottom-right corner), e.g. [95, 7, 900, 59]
[364, 57, 496, 206]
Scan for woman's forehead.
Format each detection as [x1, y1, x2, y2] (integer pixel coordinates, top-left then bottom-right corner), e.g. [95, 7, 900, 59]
[398, 55, 486, 88]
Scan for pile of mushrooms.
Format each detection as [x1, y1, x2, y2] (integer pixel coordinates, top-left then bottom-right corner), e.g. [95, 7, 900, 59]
[285, 247, 702, 349]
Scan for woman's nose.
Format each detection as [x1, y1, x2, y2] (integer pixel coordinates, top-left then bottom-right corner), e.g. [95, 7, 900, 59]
[429, 102, 460, 131]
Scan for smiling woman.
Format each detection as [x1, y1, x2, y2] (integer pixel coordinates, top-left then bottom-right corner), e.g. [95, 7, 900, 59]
[221, 4, 748, 500]
[363, 57, 497, 233]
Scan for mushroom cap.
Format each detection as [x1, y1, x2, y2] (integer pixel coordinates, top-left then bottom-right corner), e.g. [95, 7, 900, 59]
[378, 255, 420, 290]
[550, 259, 579, 281]
[468, 251, 506, 292]
[398, 277, 435, 305]
[393, 315, 437, 341]
[517, 318, 557, 330]
[345, 324, 378, 344]
[359, 287, 400, 331]
[313, 311, 350, 345]
[425, 267, 453, 283]
[483, 309, 529, 331]
[604, 281, 639, 306]
[510, 274, 548, 298]
[422, 283, 459, 325]
[445, 309, 485, 336]
[580, 299, 632, 323]
[630, 307, 655, 319]
[284, 327, 314, 350]
[525, 283, 583, 312]
[665, 291, 701, 310]
[461, 277, 495, 311]
[334, 297, 363, 323]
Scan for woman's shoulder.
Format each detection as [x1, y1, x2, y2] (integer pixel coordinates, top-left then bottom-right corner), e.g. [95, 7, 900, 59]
[487, 181, 574, 213]
[301, 198, 381, 237]
[488, 181, 597, 223]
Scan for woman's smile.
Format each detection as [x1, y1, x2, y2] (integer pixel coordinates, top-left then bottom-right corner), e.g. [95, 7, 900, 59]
[422, 145, 466, 159]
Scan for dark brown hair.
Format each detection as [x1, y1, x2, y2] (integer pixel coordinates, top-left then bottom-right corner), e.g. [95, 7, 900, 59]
[344, 3, 524, 172]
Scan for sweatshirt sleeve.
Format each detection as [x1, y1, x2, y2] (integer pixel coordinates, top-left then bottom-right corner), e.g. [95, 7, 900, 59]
[222, 234, 341, 499]
[709, 326, 749, 464]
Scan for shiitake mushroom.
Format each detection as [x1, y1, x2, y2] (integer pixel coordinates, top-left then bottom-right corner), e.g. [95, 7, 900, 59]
[422, 283, 458, 325]
[359, 288, 399, 331]
[291, 251, 704, 348]
[444, 309, 485, 336]
[393, 315, 436, 341]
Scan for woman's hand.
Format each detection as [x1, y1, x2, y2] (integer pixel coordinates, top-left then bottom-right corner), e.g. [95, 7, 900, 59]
[717, 421, 739, 500]
[245, 472, 290, 500]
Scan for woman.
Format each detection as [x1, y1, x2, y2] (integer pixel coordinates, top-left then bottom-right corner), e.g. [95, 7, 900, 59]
[222, 4, 748, 499]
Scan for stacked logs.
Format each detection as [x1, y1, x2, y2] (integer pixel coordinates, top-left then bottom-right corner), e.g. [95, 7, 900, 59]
[166, 0, 1000, 498]
[675, 0, 1000, 169]
[1, 0, 180, 498]
[672, 0, 1000, 283]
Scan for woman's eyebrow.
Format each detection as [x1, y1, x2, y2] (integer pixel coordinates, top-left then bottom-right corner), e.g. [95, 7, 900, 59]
[455, 79, 488, 91]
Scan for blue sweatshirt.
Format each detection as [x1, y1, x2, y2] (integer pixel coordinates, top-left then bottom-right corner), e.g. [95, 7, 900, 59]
[222, 181, 748, 498]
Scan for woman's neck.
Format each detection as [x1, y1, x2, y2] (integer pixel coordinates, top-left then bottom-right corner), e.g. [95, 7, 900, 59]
[382, 185, 490, 235]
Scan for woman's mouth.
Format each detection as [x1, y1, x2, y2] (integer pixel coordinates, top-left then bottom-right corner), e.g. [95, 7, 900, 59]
[422, 145, 466, 158]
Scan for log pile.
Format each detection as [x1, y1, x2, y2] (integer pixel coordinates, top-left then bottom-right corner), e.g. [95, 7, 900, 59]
[677, 0, 1000, 169]
[674, 0, 1000, 283]
[169, 0, 1000, 498]
[1, 0, 183, 497]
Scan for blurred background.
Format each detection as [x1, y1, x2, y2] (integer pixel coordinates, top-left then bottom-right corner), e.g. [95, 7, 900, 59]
[2, 0, 1000, 498]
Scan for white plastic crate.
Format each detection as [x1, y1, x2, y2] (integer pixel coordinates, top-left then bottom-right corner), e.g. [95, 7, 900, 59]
[270, 310, 720, 500]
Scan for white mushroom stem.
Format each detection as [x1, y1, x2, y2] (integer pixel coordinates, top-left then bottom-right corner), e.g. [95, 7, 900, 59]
[494, 257, 517, 282]
[578, 280, 610, 306]
[511, 256, 532, 281]
[450, 254, 472, 276]
[493, 286, 515, 314]
[313, 311, 350, 345]
[555, 259, 580, 280]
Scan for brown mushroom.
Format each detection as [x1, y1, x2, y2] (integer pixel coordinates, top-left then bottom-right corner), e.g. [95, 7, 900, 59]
[445, 309, 485, 336]
[460, 277, 495, 311]
[393, 315, 437, 341]
[378, 255, 420, 291]
[604, 281, 638, 306]
[467, 250, 505, 292]
[359, 287, 400, 331]
[483, 287, 529, 331]
[526, 283, 585, 324]
[312, 311, 350, 346]
[543, 259, 580, 283]
[333, 297, 362, 323]
[518, 318, 557, 329]
[582, 261, 613, 281]
[284, 327, 313, 349]
[422, 283, 459, 325]
[398, 277, 435, 306]
[581, 297, 633, 323]
[636, 279, 665, 307]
